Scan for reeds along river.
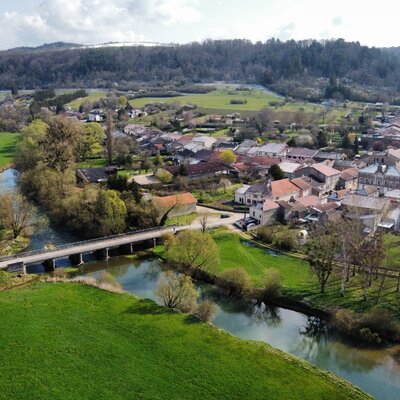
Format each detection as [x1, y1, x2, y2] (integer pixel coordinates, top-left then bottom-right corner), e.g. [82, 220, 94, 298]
[1, 168, 400, 400]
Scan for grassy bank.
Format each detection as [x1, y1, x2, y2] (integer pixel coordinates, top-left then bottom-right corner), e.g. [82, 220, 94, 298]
[205, 230, 400, 318]
[0, 132, 20, 168]
[0, 282, 370, 400]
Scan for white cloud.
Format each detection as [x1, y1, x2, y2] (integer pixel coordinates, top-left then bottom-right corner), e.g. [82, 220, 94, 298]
[0, 0, 201, 49]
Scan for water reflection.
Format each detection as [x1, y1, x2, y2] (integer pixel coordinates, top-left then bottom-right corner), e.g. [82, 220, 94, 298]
[79, 256, 400, 400]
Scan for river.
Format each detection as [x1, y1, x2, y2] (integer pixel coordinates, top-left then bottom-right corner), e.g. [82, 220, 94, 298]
[1, 169, 399, 400]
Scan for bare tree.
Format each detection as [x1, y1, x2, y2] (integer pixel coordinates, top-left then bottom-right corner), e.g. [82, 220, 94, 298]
[106, 109, 114, 165]
[155, 271, 198, 312]
[198, 212, 210, 234]
[0, 194, 35, 239]
[305, 223, 338, 294]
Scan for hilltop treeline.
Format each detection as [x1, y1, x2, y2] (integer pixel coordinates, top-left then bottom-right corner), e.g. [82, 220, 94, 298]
[2, 39, 400, 101]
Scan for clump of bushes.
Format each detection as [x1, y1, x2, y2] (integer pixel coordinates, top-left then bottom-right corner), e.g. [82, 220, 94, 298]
[195, 300, 217, 323]
[254, 226, 297, 251]
[98, 272, 122, 291]
[261, 268, 283, 301]
[331, 308, 400, 344]
[230, 99, 247, 105]
[217, 267, 253, 297]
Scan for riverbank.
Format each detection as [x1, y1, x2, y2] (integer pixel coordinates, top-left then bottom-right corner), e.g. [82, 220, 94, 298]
[0, 281, 371, 400]
[154, 228, 400, 344]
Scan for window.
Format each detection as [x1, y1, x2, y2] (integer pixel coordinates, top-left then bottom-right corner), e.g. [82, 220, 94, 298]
[253, 211, 255, 217]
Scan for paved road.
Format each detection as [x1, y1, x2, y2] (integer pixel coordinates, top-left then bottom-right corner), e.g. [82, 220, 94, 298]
[0, 213, 242, 269]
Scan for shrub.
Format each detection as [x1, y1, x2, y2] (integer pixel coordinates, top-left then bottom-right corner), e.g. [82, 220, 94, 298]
[98, 272, 122, 290]
[275, 232, 296, 251]
[195, 300, 217, 323]
[331, 307, 400, 344]
[156, 271, 198, 312]
[155, 168, 173, 183]
[255, 226, 277, 244]
[218, 268, 253, 296]
[261, 268, 283, 300]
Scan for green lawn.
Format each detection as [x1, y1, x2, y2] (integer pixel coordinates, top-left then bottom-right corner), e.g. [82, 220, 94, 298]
[0, 132, 20, 168]
[68, 91, 108, 110]
[130, 89, 281, 111]
[76, 157, 107, 169]
[212, 231, 310, 288]
[0, 282, 369, 400]
[166, 212, 198, 226]
[208, 230, 400, 316]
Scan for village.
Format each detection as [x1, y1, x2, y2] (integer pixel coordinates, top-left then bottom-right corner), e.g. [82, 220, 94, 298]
[70, 97, 400, 237]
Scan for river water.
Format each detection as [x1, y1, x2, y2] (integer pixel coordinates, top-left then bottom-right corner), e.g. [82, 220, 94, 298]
[1, 169, 399, 400]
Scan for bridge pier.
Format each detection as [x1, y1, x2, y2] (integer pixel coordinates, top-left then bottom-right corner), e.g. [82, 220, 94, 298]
[43, 259, 56, 272]
[121, 243, 134, 254]
[95, 248, 110, 261]
[6, 262, 26, 275]
[69, 253, 84, 267]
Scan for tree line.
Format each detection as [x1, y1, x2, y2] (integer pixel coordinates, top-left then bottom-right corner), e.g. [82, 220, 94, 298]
[2, 39, 400, 101]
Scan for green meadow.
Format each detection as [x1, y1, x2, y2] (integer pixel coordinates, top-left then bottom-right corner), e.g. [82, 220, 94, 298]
[0, 282, 370, 400]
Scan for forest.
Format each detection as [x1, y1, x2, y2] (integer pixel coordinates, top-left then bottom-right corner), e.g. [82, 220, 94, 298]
[1, 39, 400, 102]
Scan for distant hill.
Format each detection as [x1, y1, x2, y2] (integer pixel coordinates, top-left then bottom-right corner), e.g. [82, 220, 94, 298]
[8, 42, 83, 52]
[2, 38, 400, 103]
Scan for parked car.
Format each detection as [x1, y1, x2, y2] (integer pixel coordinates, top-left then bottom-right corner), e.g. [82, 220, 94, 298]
[220, 213, 230, 219]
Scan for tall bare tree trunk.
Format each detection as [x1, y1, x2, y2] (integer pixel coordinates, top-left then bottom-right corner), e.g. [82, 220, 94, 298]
[106, 110, 114, 165]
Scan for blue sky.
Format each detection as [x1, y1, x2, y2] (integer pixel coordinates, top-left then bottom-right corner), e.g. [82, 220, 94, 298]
[0, 0, 399, 50]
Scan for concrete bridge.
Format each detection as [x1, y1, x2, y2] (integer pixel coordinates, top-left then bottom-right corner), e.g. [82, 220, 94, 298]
[0, 213, 241, 274]
[0, 225, 181, 274]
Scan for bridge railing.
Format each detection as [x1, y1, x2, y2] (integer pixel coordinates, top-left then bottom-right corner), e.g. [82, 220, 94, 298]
[0, 225, 177, 263]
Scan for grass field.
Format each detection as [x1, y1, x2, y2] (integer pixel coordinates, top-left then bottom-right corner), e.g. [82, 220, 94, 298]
[76, 157, 107, 169]
[0, 132, 20, 168]
[207, 230, 400, 316]
[166, 212, 198, 226]
[212, 230, 310, 288]
[130, 89, 279, 111]
[0, 282, 370, 400]
[130, 88, 323, 116]
[68, 91, 108, 109]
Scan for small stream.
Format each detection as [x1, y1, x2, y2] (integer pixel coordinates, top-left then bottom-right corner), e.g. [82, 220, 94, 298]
[1, 169, 400, 400]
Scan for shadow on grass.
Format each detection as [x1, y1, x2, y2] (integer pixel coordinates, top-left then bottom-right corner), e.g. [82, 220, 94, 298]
[183, 314, 200, 324]
[123, 298, 172, 316]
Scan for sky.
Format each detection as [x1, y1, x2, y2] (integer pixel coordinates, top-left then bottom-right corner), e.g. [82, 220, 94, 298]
[0, 0, 399, 50]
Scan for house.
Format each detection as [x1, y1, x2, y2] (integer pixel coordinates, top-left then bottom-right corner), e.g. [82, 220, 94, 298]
[341, 194, 391, 233]
[333, 159, 366, 171]
[290, 177, 314, 197]
[249, 199, 280, 226]
[328, 189, 350, 203]
[305, 202, 341, 224]
[286, 147, 318, 161]
[152, 192, 197, 217]
[257, 143, 287, 157]
[234, 178, 302, 205]
[278, 161, 304, 179]
[357, 164, 400, 194]
[296, 163, 341, 194]
[339, 168, 359, 189]
[76, 167, 117, 184]
[166, 162, 228, 181]
[192, 136, 217, 149]
[314, 150, 346, 162]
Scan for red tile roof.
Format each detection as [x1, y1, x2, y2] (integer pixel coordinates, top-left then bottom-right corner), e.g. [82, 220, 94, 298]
[296, 195, 321, 207]
[262, 200, 280, 211]
[340, 167, 359, 181]
[271, 178, 301, 197]
[312, 163, 340, 177]
[153, 192, 197, 208]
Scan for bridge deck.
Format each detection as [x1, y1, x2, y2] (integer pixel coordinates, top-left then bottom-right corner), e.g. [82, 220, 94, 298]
[0, 226, 179, 270]
[0, 216, 239, 270]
